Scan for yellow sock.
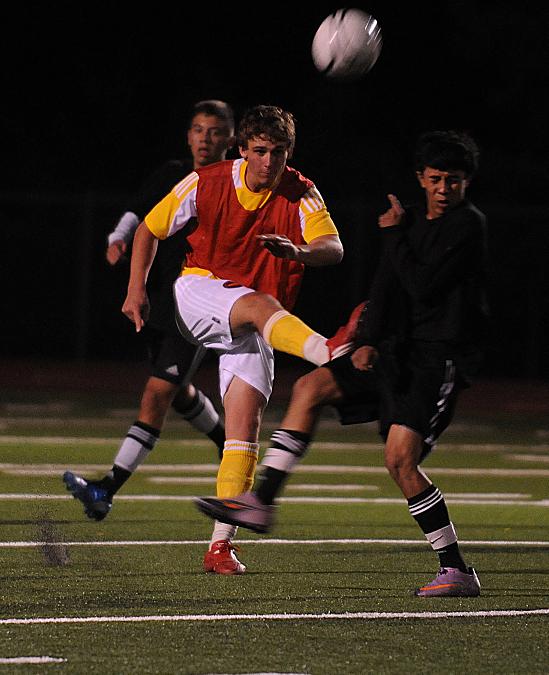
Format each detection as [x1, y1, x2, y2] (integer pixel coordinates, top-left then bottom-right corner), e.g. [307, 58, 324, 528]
[217, 440, 260, 498]
[263, 311, 328, 365]
[264, 312, 314, 358]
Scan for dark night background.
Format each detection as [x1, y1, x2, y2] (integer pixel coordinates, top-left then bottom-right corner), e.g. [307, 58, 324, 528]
[2, 1, 549, 382]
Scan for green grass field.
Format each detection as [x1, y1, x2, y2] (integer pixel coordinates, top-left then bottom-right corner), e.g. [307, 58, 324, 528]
[1, 392, 548, 674]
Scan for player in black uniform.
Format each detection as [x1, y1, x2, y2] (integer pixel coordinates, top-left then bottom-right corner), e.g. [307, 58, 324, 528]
[63, 100, 235, 521]
[195, 130, 489, 597]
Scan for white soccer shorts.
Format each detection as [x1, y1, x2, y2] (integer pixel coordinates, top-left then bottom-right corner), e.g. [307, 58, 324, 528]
[173, 274, 275, 402]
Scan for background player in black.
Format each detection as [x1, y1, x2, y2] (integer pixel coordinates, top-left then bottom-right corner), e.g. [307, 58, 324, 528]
[63, 100, 235, 520]
[195, 130, 489, 597]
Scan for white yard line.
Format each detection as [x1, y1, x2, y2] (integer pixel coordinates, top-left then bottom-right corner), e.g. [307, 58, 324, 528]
[1, 462, 549, 477]
[0, 656, 66, 664]
[286, 484, 379, 491]
[0, 436, 214, 447]
[0, 609, 547, 626]
[147, 478, 378, 491]
[1, 493, 548, 506]
[2, 538, 549, 548]
[1, 436, 549, 454]
[147, 476, 216, 484]
[438, 492, 530, 499]
[509, 454, 549, 463]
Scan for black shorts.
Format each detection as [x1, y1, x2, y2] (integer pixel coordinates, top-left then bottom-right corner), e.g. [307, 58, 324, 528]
[141, 323, 202, 385]
[324, 341, 469, 459]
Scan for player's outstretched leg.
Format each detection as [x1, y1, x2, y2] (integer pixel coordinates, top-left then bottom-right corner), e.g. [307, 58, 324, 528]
[260, 299, 367, 366]
[62, 471, 113, 521]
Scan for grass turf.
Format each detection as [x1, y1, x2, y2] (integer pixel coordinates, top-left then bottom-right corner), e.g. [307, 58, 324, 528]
[0, 406, 548, 674]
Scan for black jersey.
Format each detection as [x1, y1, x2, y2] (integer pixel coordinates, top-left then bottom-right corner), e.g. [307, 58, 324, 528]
[358, 199, 489, 358]
[125, 159, 195, 331]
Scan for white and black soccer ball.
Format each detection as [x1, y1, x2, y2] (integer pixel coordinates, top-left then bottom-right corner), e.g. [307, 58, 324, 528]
[311, 8, 382, 81]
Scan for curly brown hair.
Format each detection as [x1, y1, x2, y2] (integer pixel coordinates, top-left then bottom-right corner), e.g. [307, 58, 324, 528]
[237, 105, 296, 157]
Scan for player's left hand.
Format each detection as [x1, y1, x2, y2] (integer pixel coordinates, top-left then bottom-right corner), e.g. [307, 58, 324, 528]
[257, 234, 301, 260]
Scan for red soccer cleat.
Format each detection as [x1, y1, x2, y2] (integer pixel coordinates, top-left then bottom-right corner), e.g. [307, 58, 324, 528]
[203, 540, 247, 575]
[326, 300, 367, 359]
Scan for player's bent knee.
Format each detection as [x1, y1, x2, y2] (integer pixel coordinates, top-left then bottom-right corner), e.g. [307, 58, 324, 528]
[142, 378, 179, 409]
[384, 451, 420, 482]
[171, 384, 197, 414]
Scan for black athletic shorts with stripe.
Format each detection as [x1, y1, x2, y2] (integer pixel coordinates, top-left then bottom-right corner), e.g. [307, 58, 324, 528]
[324, 340, 474, 461]
[138, 277, 204, 386]
[141, 323, 202, 386]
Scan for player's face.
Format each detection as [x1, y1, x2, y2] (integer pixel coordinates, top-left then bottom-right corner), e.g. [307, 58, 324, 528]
[239, 136, 289, 191]
[417, 167, 469, 219]
[187, 113, 234, 168]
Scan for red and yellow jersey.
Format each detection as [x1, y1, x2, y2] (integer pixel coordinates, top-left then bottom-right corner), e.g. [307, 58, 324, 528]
[145, 159, 338, 309]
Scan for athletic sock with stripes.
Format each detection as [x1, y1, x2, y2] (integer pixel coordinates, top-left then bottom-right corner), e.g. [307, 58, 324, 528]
[255, 429, 311, 505]
[407, 484, 467, 572]
[173, 389, 225, 459]
[104, 421, 160, 495]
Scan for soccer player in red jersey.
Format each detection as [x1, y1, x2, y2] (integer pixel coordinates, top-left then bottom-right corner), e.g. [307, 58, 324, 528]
[123, 105, 351, 574]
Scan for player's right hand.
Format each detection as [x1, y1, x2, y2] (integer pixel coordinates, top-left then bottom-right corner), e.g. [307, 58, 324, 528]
[122, 288, 149, 332]
[256, 233, 300, 260]
[351, 345, 378, 371]
[378, 194, 405, 229]
[106, 240, 127, 266]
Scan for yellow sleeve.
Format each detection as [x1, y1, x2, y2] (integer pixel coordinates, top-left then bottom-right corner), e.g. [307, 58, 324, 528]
[144, 171, 199, 240]
[299, 187, 339, 243]
[145, 192, 179, 240]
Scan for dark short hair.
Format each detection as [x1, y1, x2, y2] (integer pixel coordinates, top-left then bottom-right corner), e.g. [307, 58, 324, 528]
[237, 105, 296, 157]
[190, 100, 235, 134]
[415, 130, 480, 177]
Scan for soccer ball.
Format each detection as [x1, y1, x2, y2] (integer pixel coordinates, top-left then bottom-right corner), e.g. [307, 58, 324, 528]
[311, 8, 382, 81]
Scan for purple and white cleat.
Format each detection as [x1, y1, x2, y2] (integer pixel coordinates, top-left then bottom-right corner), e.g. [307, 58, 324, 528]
[415, 566, 481, 597]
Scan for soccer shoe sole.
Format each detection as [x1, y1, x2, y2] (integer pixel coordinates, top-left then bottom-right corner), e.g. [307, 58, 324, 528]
[414, 584, 481, 597]
[194, 497, 271, 534]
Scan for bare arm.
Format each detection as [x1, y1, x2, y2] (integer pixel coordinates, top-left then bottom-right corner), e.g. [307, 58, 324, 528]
[121, 222, 158, 332]
[257, 233, 343, 266]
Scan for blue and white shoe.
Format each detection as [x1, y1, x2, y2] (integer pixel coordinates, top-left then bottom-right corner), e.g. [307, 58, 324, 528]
[62, 471, 112, 521]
